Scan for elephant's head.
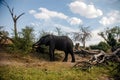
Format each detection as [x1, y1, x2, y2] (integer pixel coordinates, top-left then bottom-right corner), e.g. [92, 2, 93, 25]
[33, 34, 52, 48]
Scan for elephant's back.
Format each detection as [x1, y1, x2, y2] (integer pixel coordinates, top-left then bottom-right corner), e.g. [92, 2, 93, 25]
[53, 36, 73, 50]
[54, 36, 73, 44]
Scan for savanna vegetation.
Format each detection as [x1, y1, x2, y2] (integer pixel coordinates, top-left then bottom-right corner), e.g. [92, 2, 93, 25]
[0, 24, 120, 80]
[0, 0, 120, 80]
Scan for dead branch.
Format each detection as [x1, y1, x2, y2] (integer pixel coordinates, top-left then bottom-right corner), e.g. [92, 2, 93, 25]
[1, 0, 25, 38]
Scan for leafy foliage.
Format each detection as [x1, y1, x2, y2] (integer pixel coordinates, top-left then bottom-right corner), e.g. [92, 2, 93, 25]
[9, 26, 34, 54]
[98, 26, 120, 49]
[90, 41, 110, 52]
[0, 26, 9, 37]
[98, 42, 111, 52]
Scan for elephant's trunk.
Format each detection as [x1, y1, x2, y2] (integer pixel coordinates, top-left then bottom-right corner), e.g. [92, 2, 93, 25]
[32, 44, 38, 48]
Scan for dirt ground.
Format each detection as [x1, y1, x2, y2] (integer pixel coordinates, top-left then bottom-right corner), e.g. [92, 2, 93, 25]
[0, 49, 113, 80]
[0, 49, 89, 70]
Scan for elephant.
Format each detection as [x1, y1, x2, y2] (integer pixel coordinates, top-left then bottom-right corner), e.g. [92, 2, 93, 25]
[33, 34, 75, 62]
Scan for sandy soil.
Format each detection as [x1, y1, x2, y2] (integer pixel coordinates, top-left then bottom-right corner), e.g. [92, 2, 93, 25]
[0, 49, 112, 80]
[0, 50, 89, 70]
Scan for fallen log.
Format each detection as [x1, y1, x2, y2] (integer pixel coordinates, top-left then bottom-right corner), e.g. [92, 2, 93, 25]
[74, 49, 99, 57]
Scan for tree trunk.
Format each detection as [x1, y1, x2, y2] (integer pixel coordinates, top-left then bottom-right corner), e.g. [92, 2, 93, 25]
[2, 0, 24, 39]
[83, 40, 85, 49]
[14, 21, 18, 39]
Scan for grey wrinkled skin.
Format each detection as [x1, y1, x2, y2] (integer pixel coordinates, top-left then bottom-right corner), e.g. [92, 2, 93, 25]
[33, 34, 75, 62]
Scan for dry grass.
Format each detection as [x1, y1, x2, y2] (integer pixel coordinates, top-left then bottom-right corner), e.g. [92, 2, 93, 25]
[0, 50, 115, 80]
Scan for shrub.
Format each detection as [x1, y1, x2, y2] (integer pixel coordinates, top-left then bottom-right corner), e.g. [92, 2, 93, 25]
[98, 42, 110, 52]
[90, 41, 110, 52]
[8, 26, 34, 54]
[90, 44, 98, 50]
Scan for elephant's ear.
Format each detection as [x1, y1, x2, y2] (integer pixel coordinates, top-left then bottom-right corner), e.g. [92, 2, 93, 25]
[44, 35, 53, 46]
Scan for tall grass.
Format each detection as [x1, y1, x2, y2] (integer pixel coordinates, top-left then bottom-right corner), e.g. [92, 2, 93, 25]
[0, 65, 115, 80]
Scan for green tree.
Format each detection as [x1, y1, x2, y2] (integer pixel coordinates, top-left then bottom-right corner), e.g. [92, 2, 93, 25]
[111, 26, 120, 42]
[0, 26, 10, 45]
[11, 26, 34, 54]
[98, 26, 119, 48]
[21, 26, 34, 53]
[98, 42, 110, 52]
[0, 26, 9, 37]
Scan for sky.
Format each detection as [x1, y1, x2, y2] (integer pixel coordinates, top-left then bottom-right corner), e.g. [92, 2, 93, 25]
[0, 0, 120, 46]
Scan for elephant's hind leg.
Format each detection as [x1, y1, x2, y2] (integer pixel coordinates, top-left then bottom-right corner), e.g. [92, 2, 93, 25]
[63, 51, 68, 62]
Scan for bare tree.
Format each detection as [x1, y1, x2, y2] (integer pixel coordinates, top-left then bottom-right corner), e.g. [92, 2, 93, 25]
[1, 0, 25, 39]
[73, 26, 92, 48]
[55, 27, 62, 36]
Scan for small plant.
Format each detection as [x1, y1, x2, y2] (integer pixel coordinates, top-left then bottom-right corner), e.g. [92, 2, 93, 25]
[90, 41, 110, 52]
[8, 26, 34, 54]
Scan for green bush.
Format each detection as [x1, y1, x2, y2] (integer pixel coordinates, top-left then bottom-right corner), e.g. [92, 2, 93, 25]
[90, 41, 110, 52]
[98, 42, 110, 52]
[8, 26, 34, 54]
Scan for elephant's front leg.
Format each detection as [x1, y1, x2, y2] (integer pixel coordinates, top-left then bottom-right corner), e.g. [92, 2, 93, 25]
[49, 47, 55, 61]
[70, 52, 75, 62]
